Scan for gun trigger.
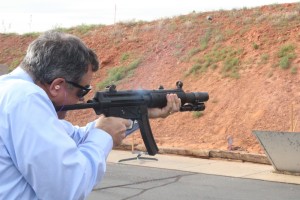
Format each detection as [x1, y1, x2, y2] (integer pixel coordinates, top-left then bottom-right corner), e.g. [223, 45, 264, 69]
[127, 120, 134, 130]
[127, 120, 139, 130]
[125, 120, 139, 137]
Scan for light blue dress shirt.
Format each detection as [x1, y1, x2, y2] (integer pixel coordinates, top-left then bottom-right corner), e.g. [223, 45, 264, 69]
[0, 67, 114, 199]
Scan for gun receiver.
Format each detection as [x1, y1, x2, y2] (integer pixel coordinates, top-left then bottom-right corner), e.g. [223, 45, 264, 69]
[55, 81, 209, 155]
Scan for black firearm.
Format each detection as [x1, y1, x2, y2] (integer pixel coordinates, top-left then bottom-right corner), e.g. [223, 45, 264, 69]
[55, 81, 209, 156]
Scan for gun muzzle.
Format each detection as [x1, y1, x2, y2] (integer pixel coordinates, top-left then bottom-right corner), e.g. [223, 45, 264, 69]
[185, 92, 209, 103]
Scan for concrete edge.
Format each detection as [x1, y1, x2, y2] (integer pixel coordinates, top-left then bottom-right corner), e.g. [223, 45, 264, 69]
[115, 143, 271, 165]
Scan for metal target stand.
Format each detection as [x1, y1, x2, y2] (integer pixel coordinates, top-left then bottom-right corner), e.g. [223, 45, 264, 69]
[118, 151, 158, 162]
[118, 132, 158, 163]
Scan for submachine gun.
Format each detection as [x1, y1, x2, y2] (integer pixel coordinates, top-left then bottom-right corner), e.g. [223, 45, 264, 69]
[55, 81, 209, 156]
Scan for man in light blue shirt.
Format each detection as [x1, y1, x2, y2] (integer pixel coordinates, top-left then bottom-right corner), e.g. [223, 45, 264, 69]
[0, 31, 181, 199]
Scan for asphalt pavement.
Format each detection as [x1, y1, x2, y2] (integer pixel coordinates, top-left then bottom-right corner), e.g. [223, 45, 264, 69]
[87, 150, 300, 199]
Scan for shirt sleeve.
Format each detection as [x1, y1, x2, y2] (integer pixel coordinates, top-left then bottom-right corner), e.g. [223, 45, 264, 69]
[6, 92, 113, 200]
[59, 120, 98, 145]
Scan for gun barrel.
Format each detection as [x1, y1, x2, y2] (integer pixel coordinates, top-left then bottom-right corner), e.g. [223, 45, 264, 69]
[146, 90, 209, 109]
[185, 92, 209, 103]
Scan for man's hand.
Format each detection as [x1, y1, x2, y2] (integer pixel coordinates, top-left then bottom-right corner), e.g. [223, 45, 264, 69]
[95, 115, 132, 147]
[148, 94, 181, 118]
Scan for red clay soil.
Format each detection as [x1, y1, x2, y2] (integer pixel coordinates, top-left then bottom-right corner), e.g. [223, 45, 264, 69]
[1, 3, 300, 155]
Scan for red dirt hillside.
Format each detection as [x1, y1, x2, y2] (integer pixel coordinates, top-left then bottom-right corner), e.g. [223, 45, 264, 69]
[1, 3, 300, 155]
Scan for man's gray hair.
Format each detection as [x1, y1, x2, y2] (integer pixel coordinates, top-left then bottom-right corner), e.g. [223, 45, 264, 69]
[20, 30, 99, 84]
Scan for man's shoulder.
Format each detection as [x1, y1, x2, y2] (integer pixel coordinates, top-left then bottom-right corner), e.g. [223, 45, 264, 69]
[1, 77, 41, 97]
[0, 76, 49, 110]
[0, 67, 41, 95]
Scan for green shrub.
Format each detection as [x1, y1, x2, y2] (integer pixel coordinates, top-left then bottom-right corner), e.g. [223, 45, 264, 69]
[252, 43, 259, 50]
[222, 57, 240, 78]
[121, 53, 130, 62]
[192, 111, 203, 118]
[277, 44, 296, 69]
[260, 53, 269, 64]
[290, 66, 297, 74]
[97, 58, 142, 89]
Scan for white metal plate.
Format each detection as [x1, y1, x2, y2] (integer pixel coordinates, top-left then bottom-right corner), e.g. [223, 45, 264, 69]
[252, 130, 300, 173]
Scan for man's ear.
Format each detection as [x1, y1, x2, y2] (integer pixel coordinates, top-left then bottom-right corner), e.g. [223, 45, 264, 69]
[48, 78, 65, 97]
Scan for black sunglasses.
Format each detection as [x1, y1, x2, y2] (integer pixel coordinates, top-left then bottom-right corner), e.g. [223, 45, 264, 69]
[66, 80, 92, 98]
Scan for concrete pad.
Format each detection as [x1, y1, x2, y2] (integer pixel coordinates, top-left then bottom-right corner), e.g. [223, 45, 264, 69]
[183, 160, 272, 178]
[107, 150, 300, 185]
[246, 171, 300, 185]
